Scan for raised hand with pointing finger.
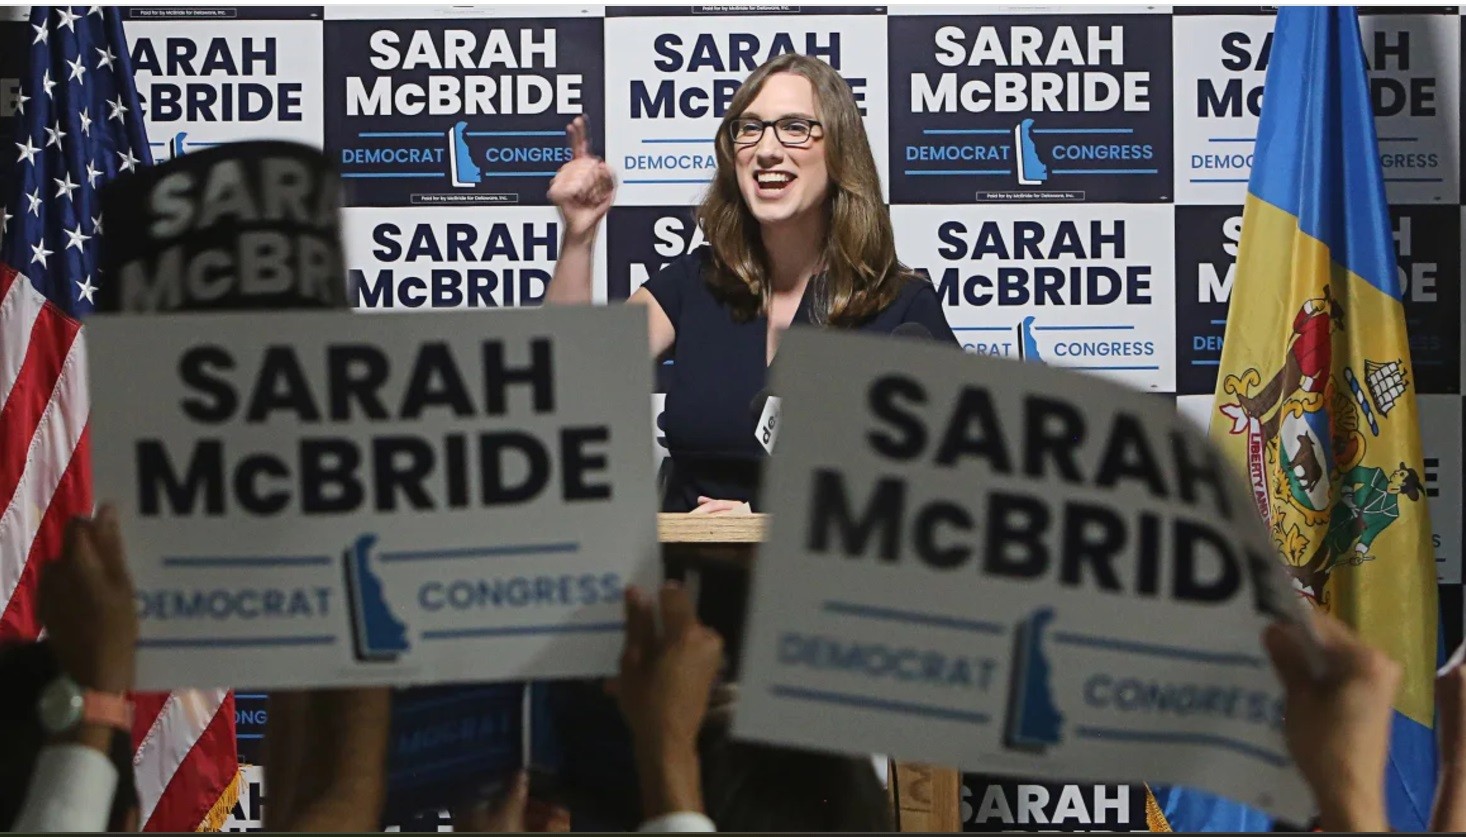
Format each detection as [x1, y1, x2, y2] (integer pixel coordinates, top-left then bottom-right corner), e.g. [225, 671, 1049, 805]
[547, 116, 616, 244]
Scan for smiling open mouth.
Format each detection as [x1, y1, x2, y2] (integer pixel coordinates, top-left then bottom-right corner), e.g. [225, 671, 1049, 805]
[756, 171, 795, 190]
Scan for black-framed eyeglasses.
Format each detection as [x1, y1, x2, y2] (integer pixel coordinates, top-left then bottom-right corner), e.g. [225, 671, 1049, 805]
[728, 116, 823, 147]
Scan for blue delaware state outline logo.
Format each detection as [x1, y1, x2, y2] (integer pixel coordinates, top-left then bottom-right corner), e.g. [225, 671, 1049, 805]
[125, 9, 325, 162]
[322, 17, 604, 207]
[892, 204, 1177, 393]
[1005, 608, 1065, 752]
[343, 533, 411, 663]
[888, 12, 1173, 204]
[603, 8, 889, 207]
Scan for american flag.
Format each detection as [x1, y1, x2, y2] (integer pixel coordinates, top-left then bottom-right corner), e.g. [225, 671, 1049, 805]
[0, 7, 239, 831]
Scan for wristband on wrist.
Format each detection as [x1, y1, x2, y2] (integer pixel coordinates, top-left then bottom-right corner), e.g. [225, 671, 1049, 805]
[38, 675, 132, 736]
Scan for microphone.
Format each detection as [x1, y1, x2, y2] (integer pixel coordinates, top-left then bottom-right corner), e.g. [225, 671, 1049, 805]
[750, 388, 781, 454]
[892, 322, 934, 340]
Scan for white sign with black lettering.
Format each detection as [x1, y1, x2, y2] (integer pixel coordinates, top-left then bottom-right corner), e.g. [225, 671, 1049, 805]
[341, 206, 602, 310]
[892, 204, 1176, 393]
[1173, 10, 1461, 204]
[87, 306, 658, 689]
[734, 329, 1311, 823]
[604, 9, 889, 206]
[129, 13, 326, 160]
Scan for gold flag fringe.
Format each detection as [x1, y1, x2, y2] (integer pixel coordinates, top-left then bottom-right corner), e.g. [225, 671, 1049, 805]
[1144, 785, 1173, 832]
[196, 766, 243, 832]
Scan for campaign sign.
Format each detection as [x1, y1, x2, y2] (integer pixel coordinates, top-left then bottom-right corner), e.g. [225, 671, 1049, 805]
[604, 204, 702, 301]
[126, 7, 326, 160]
[1174, 393, 1213, 437]
[234, 692, 268, 764]
[224, 764, 265, 832]
[1174, 203, 1461, 396]
[1460, 208, 1466, 395]
[0, 9, 27, 200]
[86, 305, 659, 689]
[960, 776, 1146, 832]
[604, 6, 889, 206]
[1393, 204, 1462, 393]
[888, 10, 1173, 204]
[1173, 8, 1462, 205]
[323, 12, 603, 207]
[733, 328, 1311, 822]
[381, 683, 525, 824]
[343, 206, 564, 310]
[1173, 205, 1243, 396]
[891, 203, 1176, 393]
[1419, 395, 1464, 585]
[96, 140, 348, 313]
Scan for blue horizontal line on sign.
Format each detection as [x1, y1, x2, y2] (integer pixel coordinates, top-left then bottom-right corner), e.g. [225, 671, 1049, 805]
[952, 326, 1009, 332]
[395, 691, 520, 716]
[643, 137, 713, 144]
[922, 128, 1008, 135]
[1033, 325, 1134, 332]
[1377, 136, 1419, 142]
[138, 635, 336, 649]
[189, 141, 226, 147]
[391, 749, 515, 783]
[1033, 128, 1133, 135]
[380, 542, 579, 562]
[903, 169, 1011, 176]
[422, 621, 622, 640]
[1210, 319, 1227, 326]
[1070, 365, 1161, 371]
[1075, 726, 1286, 767]
[236, 693, 267, 700]
[358, 131, 440, 138]
[822, 600, 1006, 635]
[162, 554, 331, 567]
[1190, 360, 1221, 366]
[237, 734, 264, 740]
[484, 171, 558, 177]
[1207, 137, 1255, 142]
[770, 685, 991, 725]
[1053, 631, 1264, 667]
[1051, 168, 1157, 175]
[465, 130, 563, 137]
[625, 178, 708, 184]
[1190, 177, 1249, 183]
[342, 172, 444, 179]
[1384, 177, 1444, 182]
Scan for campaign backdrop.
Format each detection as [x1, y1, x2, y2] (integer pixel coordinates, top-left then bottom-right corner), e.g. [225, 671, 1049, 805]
[1, 4, 1462, 831]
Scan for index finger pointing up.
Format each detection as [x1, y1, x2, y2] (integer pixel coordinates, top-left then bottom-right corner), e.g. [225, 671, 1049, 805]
[566, 116, 592, 159]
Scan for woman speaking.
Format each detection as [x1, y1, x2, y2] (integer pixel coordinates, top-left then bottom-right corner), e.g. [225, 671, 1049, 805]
[545, 52, 957, 514]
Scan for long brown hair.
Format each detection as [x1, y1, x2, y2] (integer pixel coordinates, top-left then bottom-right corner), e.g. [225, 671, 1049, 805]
[695, 53, 914, 326]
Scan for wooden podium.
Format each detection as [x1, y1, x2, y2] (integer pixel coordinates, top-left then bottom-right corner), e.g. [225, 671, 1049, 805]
[657, 513, 962, 832]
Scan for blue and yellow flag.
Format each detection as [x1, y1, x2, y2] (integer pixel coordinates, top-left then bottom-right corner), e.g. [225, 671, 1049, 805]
[1207, 6, 1438, 829]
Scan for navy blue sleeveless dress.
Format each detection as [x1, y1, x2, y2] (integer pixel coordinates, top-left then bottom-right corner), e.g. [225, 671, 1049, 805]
[538, 247, 959, 832]
[643, 246, 959, 512]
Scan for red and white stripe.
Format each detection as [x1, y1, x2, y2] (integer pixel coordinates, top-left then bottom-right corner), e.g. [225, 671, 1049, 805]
[0, 264, 238, 831]
[132, 689, 237, 831]
[0, 264, 88, 639]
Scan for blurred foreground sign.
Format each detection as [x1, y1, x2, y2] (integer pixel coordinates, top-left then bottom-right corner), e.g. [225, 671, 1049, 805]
[734, 329, 1312, 823]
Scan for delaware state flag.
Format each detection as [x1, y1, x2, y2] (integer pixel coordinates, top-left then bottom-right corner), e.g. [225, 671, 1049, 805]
[1209, 6, 1437, 828]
